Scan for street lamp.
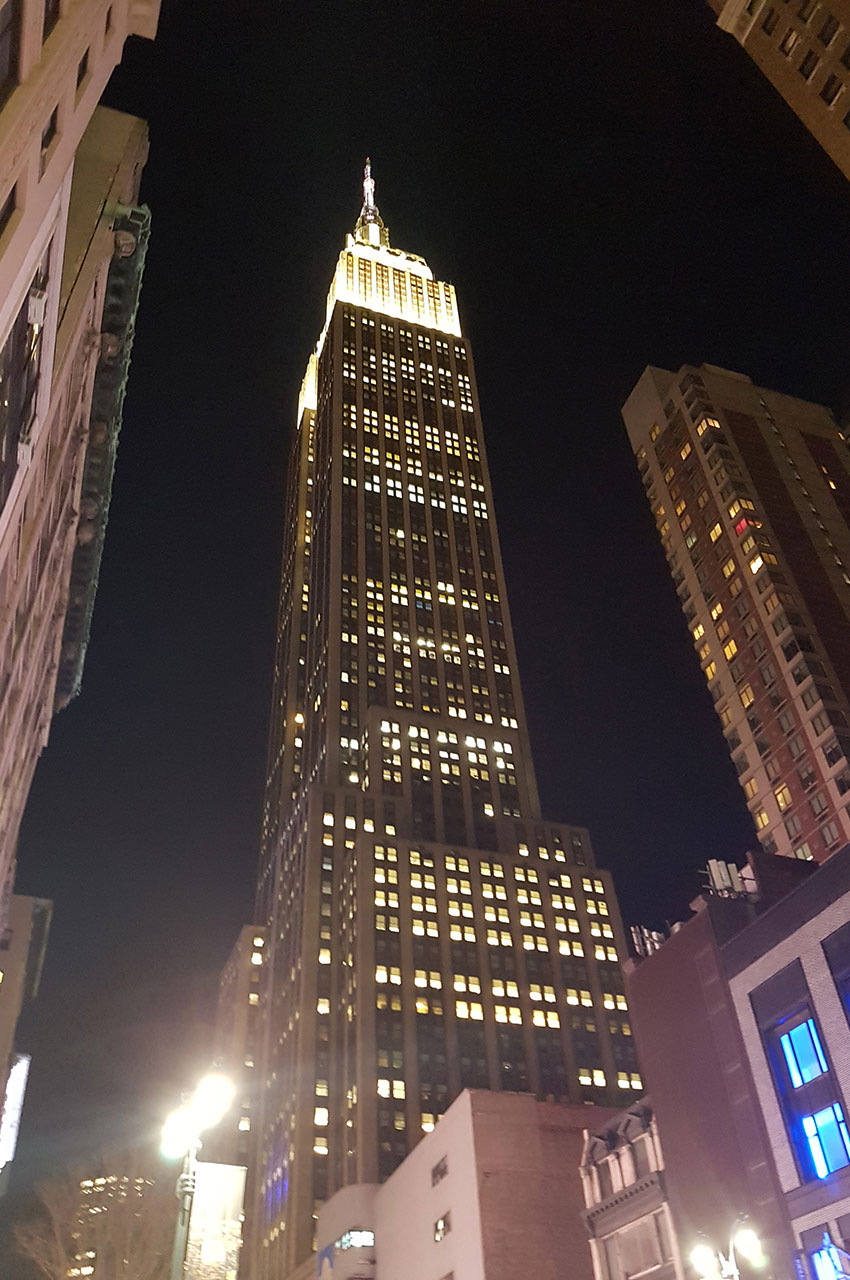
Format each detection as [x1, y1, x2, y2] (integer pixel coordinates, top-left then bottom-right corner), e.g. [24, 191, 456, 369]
[691, 1220, 767, 1280]
[161, 1073, 235, 1280]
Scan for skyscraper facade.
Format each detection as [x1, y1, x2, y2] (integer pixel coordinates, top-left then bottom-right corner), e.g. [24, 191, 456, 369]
[623, 364, 850, 864]
[252, 165, 639, 1277]
[0, 0, 159, 921]
[707, 0, 850, 183]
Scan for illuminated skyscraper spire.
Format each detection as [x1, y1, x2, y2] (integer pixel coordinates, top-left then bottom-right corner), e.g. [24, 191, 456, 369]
[354, 155, 390, 247]
[361, 156, 376, 218]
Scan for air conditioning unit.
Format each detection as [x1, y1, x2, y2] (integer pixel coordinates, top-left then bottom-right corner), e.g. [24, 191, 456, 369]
[28, 288, 47, 326]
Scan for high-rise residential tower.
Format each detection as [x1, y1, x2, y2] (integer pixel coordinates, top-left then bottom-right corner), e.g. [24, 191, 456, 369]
[623, 364, 850, 864]
[707, 1, 850, 183]
[252, 164, 640, 1278]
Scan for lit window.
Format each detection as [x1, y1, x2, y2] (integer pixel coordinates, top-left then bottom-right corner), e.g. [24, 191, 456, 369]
[774, 784, 792, 813]
[434, 1214, 451, 1242]
[811, 1236, 847, 1280]
[803, 1105, 850, 1178]
[780, 1018, 828, 1088]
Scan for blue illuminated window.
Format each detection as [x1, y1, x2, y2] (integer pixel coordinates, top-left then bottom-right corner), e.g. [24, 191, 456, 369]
[811, 1239, 850, 1280]
[780, 1018, 828, 1087]
[802, 1104, 850, 1179]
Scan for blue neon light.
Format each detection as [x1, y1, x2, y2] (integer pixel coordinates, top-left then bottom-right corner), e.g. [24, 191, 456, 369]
[780, 1019, 828, 1088]
[802, 1104, 850, 1179]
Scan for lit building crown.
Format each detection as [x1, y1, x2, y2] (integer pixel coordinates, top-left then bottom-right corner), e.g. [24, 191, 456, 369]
[317, 159, 461, 351]
[353, 157, 390, 249]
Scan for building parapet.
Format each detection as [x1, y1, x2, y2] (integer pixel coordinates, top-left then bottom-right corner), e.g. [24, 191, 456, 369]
[583, 1169, 669, 1237]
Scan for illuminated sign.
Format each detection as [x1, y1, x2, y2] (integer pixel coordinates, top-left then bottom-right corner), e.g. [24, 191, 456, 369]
[0, 1053, 30, 1169]
[185, 1162, 246, 1280]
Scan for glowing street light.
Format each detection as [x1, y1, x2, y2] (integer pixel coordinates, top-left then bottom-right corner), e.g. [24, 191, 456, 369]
[188, 1073, 235, 1131]
[161, 1074, 235, 1280]
[733, 1227, 766, 1269]
[690, 1220, 766, 1280]
[691, 1244, 721, 1277]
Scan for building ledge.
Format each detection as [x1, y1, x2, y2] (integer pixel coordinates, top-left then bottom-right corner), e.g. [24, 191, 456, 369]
[54, 205, 151, 710]
[785, 1161, 850, 1221]
[584, 1170, 668, 1237]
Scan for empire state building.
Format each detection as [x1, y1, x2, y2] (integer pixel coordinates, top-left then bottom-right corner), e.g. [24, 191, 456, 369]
[251, 163, 639, 1277]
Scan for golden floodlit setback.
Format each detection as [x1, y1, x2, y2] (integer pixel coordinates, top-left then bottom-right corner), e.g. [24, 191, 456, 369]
[250, 163, 639, 1279]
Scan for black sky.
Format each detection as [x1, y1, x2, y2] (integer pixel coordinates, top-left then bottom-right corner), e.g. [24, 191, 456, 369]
[8, 0, 850, 1197]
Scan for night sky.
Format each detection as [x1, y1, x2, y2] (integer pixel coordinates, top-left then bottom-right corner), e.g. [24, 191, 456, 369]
[7, 0, 850, 1203]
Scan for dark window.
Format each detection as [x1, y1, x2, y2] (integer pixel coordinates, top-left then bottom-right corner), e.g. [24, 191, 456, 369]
[799, 0, 816, 18]
[823, 921, 850, 1028]
[40, 107, 57, 176]
[597, 1159, 614, 1198]
[819, 14, 840, 45]
[0, 183, 15, 241]
[76, 47, 88, 88]
[431, 1156, 448, 1186]
[797, 761, 816, 789]
[763, 7, 779, 34]
[821, 73, 842, 104]
[0, 252, 49, 514]
[632, 1136, 652, 1178]
[0, 0, 20, 105]
[781, 28, 800, 55]
[799, 48, 820, 79]
[42, 0, 59, 41]
[841, 39, 850, 69]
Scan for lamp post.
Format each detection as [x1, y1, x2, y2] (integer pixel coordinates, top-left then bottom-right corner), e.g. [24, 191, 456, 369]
[161, 1074, 235, 1280]
[691, 1220, 767, 1280]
